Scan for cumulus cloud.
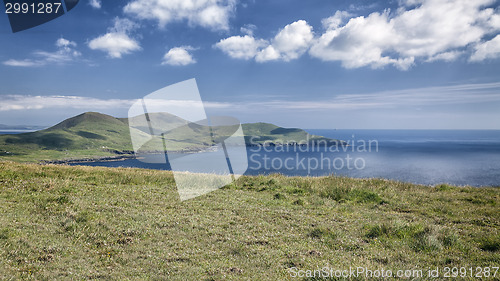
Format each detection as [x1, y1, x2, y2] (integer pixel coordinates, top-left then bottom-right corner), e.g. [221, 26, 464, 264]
[162, 46, 196, 66]
[309, 0, 500, 69]
[89, 0, 101, 9]
[215, 35, 267, 60]
[214, 0, 500, 69]
[470, 35, 500, 61]
[123, 0, 237, 31]
[310, 10, 414, 70]
[216, 20, 314, 62]
[321, 10, 352, 30]
[88, 17, 141, 58]
[3, 38, 81, 67]
[88, 33, 140, 58]
[256, 20, 314, 62]
[56, 38, 76, 48]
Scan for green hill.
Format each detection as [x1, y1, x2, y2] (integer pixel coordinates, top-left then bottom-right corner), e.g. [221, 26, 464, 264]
[242, 122, 339, 146]
[3, 112, 132, 150]
[121, 112, 188, 134]
[49, 111, 126, 131]
[0, 112, 131, 162]
[0, 112, 342, 162]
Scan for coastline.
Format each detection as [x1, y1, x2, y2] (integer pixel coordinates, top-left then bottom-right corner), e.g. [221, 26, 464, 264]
[40, 154, 137, 165]
[42, 141, 348, 165]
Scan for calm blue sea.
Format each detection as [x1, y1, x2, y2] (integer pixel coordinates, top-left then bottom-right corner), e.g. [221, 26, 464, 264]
[64, 130, 500, 187]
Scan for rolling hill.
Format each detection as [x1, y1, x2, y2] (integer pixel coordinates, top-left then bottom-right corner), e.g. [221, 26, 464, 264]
[0, 112, 343, 162]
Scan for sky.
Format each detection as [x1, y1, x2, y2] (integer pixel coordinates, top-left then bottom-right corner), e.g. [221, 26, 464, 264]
[0, 0, 500, 129]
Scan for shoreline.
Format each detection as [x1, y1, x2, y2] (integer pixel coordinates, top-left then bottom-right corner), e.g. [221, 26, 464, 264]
[40, 154, 137, 165]
[41, 142, 348, 165]
[38, 155, 499, 188]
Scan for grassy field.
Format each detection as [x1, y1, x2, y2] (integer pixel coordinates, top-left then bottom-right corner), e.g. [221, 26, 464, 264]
[0, 161, 498, 280]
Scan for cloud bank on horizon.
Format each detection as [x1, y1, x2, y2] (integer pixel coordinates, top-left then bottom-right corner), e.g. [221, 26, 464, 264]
[4, 82, 500, 111]
[2, 81, 500, 129]
[2, 0, 500, 69]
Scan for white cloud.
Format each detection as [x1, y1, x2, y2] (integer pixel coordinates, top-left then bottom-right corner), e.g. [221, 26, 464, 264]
[215, 35, 267, 60]
[490, 13, 500, 29]
[88, 18, 141, 58]
[216, 20, 313, 62]
[319, 82, 500, 109]
[89, 0, 101, 9]
[121, 82, 500, 113]
[256, 20, 314, 62]
[0, 95, 135, 112]
[213, 0, 500, 68]
[309, 0, 500, 69]
[202, 82, 500, 111]
[111, 17, 139, 33]
[255, 46, 280, 62]
[348, 3, 378, 12]
[0, 95, 233, 113]
[123, 0, 236, 31]
[162, 46, 196, 66]
[321, 10, 352, 30]
[56, 38, 77, 48]
[3, 38, 81, 67]
[240, 24, 256, 36]
[426, 51, 464, 62]
[310, 10, 413, 70]
[88, 33, 140, 58]
[392, 0, 493, 58]
[2, 82, 499, 130]
[470, 35, 500, 61]
[3, 59, 42, 67]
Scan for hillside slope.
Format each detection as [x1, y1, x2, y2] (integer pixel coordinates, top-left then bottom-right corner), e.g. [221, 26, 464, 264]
[0, 112, 342, 162]
[0, 112, 134, 161]
[0, 162, 498, 280]
[242, 122, 340, 145]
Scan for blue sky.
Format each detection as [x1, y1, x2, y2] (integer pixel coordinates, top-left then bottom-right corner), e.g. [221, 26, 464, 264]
[0, 0, 500, 129]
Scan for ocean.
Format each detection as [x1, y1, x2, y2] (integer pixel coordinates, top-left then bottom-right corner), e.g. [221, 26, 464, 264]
[66, 130, 500, 187]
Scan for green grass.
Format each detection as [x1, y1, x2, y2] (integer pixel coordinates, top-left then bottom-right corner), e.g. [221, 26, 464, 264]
[0, 112, 134, 162]
[0, 112, 341, 163]
[0, 161, 498, 280]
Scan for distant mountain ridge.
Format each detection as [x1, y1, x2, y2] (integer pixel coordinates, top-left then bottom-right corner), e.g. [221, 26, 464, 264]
[0, 112, 343, 162]
[0, 124, 47, 131]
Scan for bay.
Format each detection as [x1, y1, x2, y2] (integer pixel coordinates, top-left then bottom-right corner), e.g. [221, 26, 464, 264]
[70, 130, 500, 187]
